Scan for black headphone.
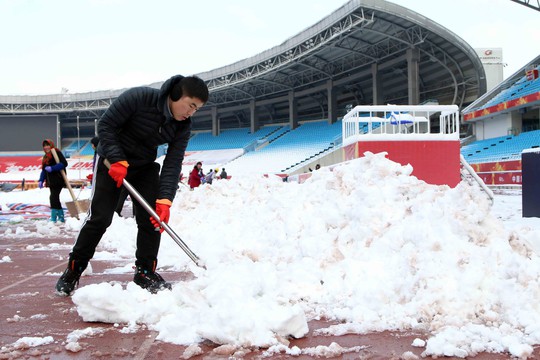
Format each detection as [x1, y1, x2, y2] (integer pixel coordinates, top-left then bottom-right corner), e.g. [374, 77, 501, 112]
[170, 77, 183, 101]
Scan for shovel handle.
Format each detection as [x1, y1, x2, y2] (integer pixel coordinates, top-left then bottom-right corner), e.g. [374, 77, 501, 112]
[50, 148, 83, 219]
[103, 159, 205, 268]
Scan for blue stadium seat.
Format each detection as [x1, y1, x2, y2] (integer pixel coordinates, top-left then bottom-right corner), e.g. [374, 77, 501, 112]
[62, 140, 83, 157]
[224, 120, 343, 174]
[461, 130, 540, 163]
[187, 126, 284, 151]
[77, 141, 94, 156]
[482, 66, 540, 108]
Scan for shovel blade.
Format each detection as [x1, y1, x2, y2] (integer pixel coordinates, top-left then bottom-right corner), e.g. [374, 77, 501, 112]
[65, 199, 90, 219]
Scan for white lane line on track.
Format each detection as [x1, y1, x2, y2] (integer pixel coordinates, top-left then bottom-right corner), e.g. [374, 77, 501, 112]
[0, 262, 65, 294]
[133, 331, 158, 360]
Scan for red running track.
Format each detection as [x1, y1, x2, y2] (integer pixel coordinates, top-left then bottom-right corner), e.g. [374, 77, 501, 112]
[0, 221, 534, 359]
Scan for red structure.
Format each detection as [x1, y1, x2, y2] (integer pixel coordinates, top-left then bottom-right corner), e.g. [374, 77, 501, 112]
[342, 105, 461, 188]
[347, 140, 461, 187]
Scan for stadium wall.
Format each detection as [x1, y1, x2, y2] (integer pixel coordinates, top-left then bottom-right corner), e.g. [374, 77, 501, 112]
[474, 112, 523, 140]
[289, 147, 345, 175]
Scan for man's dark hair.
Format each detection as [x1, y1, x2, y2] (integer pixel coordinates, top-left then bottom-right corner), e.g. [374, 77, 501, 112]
[170, 76, 209, 103]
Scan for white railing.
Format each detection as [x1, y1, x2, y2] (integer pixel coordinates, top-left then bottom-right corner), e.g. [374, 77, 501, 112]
[460, 154, 494, 204]
[342, 104, 460, 146]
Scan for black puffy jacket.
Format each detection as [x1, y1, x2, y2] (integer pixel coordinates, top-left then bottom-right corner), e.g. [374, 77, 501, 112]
[97, 75, 191, 202]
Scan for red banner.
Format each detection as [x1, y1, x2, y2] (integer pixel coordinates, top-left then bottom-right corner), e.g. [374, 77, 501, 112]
[0, 156, 94, 173]
[470, 159, 521, 173]
[526, 69, 539, 81]
[466, 159, 523, 185]
[0, 156, 42, 172]
[477, 172, 522, 185]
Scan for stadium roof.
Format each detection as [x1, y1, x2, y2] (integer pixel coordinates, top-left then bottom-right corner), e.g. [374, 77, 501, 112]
[0, 0, 487, 131]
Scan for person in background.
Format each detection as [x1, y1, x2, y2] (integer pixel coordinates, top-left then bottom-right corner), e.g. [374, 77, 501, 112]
[188, 162, 203, 190]
[205, 168, 218, 185]
[55, 75, 209, 296]
[199, 165, 205, 184]
[220, 168, 228, 179]
[86, 136, 99, 183]
[38, 139, 68, 223]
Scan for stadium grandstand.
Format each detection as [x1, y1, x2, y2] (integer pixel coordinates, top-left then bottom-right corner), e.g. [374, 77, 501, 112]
[460, 54, 540, 186]
[0, 0, 538, 189]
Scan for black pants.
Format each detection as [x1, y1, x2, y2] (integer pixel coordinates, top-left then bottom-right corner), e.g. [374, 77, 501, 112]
[70, 156, 161, 271]
[49, 186, 63, 209]
[115, 187, 136, 217]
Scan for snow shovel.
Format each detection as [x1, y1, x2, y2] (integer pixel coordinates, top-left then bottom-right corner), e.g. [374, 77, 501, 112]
[104, 159, 205, 269]
[50, 148, 89, 220]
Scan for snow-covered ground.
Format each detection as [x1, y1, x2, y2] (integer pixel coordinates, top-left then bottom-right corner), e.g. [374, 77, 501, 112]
[1, 152, 539, 358]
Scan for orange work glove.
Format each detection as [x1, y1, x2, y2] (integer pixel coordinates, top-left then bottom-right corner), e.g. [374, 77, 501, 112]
[108, 161, 129, 187]
[150, 199, 172, 233]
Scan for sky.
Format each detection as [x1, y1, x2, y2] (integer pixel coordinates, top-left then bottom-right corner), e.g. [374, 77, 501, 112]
[1, 154, 540, 358]
[0, 0, 538, 96]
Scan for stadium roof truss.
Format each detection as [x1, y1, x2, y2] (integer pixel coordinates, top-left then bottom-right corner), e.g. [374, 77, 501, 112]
[206, 10, 375, 93]
[192, 0, 485, 128]
[0, 0, 486, 131]
[0, 97, 113, 115]
[510, 0, 540, 11]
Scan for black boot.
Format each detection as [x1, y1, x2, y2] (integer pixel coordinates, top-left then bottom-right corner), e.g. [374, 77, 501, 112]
[55, 259, 85, 296]
[133, 266, 172, 294]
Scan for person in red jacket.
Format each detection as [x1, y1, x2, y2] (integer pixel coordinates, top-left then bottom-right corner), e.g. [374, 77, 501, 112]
[55, 75, 208, 296]
[188, 162, 203, 190]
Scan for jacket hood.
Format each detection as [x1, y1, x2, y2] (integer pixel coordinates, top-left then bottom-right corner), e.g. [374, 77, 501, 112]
[43, 139, 56, 148]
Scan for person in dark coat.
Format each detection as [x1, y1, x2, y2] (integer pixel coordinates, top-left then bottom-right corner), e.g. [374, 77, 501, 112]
[38, 139, 68, 223]
[86, 136, 99, 183]
[56, 75, 209, 296]
[219, 168, 228, 179]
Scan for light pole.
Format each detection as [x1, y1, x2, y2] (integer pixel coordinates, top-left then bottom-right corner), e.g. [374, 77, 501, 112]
[77, 115, 80, 151]
[77, 115, 81, 179]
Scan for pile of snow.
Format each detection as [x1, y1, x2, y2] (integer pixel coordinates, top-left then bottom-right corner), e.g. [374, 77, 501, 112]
[16, 153, 540, 358]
